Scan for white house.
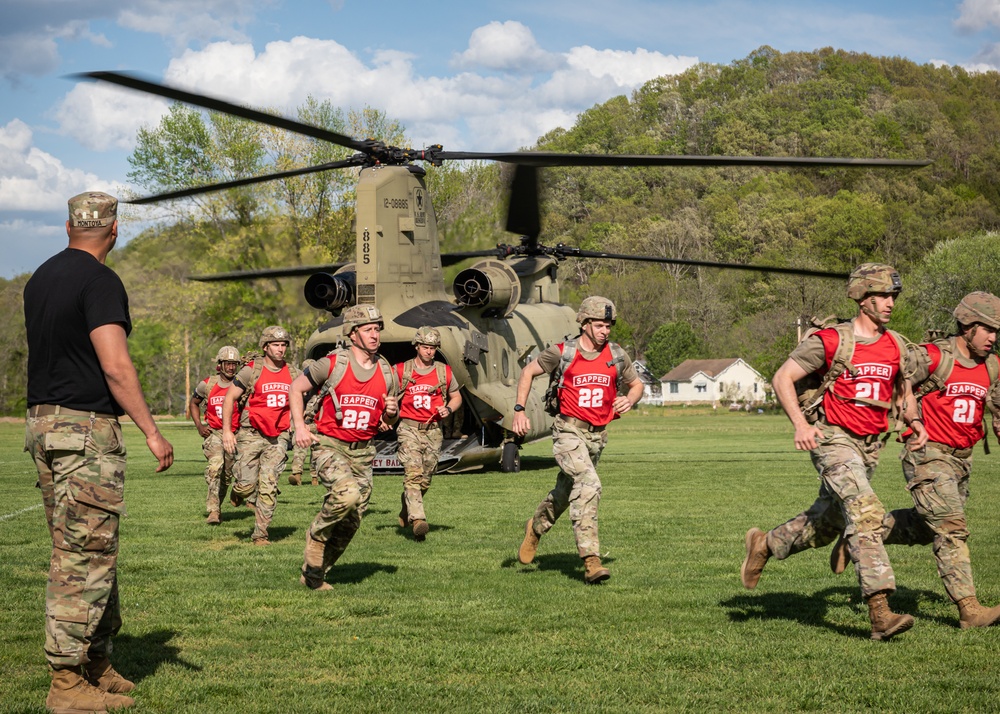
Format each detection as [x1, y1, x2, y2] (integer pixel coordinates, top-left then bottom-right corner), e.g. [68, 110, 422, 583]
[660, 358, 770, 405]
[632, 360, 663, 406]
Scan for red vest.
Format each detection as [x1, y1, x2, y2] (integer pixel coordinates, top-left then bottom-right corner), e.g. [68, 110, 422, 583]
[315, 361, 388, 441]
[920, 344, 991, 449]
[818, 329, 899, 436]
[203, 377, 240, 432]
[396, 363, 451, 422]
[557, 343, 618, 426]
[247, 363, 292, 437]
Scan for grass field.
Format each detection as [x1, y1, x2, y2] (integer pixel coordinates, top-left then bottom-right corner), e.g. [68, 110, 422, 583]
[3, 409, 1000, 713]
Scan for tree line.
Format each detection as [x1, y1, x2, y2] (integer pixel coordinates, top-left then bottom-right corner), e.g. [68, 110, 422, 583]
[3, 46, 1000, 415]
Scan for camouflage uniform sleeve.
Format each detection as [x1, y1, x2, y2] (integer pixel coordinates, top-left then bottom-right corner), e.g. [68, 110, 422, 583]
[305, 357, 333, 388]
[233, 365, 254, 391]
[620, 352, 639, 384]
[535, 344, 562, 374]
[789, 335, 827, 374]
[192, 378, 210, 401]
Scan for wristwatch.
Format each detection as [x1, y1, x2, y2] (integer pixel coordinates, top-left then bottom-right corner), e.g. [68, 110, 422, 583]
[513, 404, 525, 412]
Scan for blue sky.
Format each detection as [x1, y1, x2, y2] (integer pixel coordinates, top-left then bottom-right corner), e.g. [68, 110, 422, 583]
[2, 0, 999, 278]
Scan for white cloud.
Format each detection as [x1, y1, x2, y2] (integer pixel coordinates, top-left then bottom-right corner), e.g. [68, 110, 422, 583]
[53, 83, 171, 151]
[566, 47, 698, 87]
[116, 0, 260, 47]
[0, 119, 116, 212]
[452, 20, 560, 73]
[956, 0, 1000, 33]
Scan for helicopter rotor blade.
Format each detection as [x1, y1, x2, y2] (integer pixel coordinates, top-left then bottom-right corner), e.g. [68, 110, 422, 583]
[73, 71, 370, 153]
[188, 263, 348, 282]
[126, 159, 364, 204]
[505, 164, 541, 247]
[437, 150, 932, 169]
[552, 246, 849, 279]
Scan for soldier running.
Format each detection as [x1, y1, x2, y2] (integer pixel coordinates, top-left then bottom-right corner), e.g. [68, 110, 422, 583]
[189, 346, 242, 524]
[742, 263, 927, 641]
[394, 326, 463, 540]
[289, 306, 399, 590]
[830, 291, 1000, 628]
[513, 296, 643, 584]
[222, 326, 299, 546]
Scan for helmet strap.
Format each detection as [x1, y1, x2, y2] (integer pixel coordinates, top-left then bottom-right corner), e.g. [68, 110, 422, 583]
[860, 295, 883, 324]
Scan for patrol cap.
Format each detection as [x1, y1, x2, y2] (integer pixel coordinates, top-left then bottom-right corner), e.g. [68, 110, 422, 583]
[954, 291, 1000, 330]
[68, 191, 117, 228]
[412, 325, 441, 346]
[846, 263, 902, 300]
[576, 296, 617, 325]
[342, 304, 384, 336]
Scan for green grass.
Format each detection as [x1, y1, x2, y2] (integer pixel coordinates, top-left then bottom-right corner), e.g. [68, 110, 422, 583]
[3, 409, 1000, 712]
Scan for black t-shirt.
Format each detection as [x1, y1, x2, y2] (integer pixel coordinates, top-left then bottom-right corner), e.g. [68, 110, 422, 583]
[24, 248, 132, 415]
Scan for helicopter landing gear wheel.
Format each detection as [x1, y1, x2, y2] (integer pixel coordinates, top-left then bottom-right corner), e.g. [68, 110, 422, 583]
[501, 442, 521, 473]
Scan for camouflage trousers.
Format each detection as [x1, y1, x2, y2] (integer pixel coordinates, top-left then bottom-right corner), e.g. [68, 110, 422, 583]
[202, 429, 234, 514]
[396, 420, 443, 523]
[291, 442, 312, 477]
[881, 443, 976, 602]
[531, 416, 608, 558]
[767, 421, 895, 598]
[232, 428, 291, 540]
[25, 413, 126, 669]
[306, 435, 376, 570]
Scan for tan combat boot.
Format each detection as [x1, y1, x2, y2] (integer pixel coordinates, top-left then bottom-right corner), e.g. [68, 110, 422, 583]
[251, 536, 270, 546]
[288, 472, 302, 486]
[205, 510, 221, 525]
[311, 475, 318, 486]
[47, 666, 134, 713]
[829, 532, 850, 574]
[957, 596, 1000, 629]
[85, 656, 135, 694]
[583, 555, 610, 584]
[518, 518, 540, 564]
[398, 492, 408, 528]
[412, 520, 429, 541]
[867, 592, 914, 641]
[301, 532, 333, 591]
[741, 527, 770, 589]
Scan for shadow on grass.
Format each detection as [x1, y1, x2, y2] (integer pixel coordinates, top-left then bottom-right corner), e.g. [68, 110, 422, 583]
[326, 561, 398, 585]
[113, 629, 201, 683]
[721, 585, 948, 638]
[219, 509, 253, 523]
[501, 553, 616, 584]
[232, 525, 297, 543]
[373, 522, 456, 540]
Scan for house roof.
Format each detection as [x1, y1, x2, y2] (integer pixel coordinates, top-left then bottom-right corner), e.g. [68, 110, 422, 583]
[660, 358, 741, 382]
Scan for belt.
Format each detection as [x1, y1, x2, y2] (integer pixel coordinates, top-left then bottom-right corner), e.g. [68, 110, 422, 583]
[926, 441, 974, 459]
[401, 418, 441, 431]
[821, 420, 880, 445]
[558, 415, 606, 433]
[329, 436, 373, 450]
[28, 404, 117, 420]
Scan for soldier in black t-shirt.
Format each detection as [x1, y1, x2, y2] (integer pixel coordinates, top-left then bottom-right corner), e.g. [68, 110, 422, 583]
[24, 191, 173, 713]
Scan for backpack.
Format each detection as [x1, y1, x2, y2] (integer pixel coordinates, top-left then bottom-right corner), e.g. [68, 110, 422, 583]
[794, 317, 912, 425]
[317, 348, 397, 421]
[543, 338, 628, 417]
[398, 359, 449, 404]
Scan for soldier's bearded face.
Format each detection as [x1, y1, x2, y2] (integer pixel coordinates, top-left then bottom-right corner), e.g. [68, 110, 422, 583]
[220, 360, 240, 378]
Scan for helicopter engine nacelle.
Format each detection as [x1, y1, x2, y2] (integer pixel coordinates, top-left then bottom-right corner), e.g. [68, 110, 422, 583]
[452, 259, 522, 318]
[304, 270, 356, 313]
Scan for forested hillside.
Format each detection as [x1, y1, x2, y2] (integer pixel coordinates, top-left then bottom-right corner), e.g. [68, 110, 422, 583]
[5, 47, 1000, 415]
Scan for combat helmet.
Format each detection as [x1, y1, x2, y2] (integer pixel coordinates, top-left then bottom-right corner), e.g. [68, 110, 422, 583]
[412, 326, 441, 347]
[216, 345, 241, 363]
[846, 263, 902, 300]
[954, 292, 1000, 329]
[342, 305, 384, 336]
[576, 296, 617, 324]
[259, 325, 291, 349]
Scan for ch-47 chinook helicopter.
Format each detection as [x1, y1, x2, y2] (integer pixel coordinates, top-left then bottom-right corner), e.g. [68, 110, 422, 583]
[79, 71, 931, 473]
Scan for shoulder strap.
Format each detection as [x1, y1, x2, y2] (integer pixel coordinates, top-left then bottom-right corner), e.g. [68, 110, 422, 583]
[803, 323, 857, 413]
[400, 359, 416, 394]
[607, 342, 627, 390]
[236, 361, 265, 410]
[435, 362, 449, 401]
[377, 355, 397, 396]
[555, 339, 578, 391]
[322, 350, 351, 421]
[206, 375, 220, 391]
[915, 338, 955, 399]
